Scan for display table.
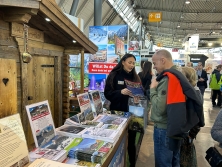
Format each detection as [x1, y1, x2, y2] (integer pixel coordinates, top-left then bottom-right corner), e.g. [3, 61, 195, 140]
[101, 119, 129, 167]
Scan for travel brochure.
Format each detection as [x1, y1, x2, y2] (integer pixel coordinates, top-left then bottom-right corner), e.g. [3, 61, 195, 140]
[124, 79, 144, 97]
[25, 100, 56, 148]
[29, 148, 67, 162]
[82, 127, 119, 143]
[89, 90, 103, 115]
[77, 93, 94, 122]
[56, 125, 86, 138]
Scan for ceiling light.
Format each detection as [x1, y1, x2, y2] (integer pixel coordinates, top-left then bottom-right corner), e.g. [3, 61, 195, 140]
[221, 43, 222, 46]
[139, 16, 142, 20]
[208, 43, 212, 46]
[185, 0, 190, 4]
[73, 40, 76, 43]
[177, 25, 180, 28]
[213, 31, 215, 33]
[45, 18, 51, 22]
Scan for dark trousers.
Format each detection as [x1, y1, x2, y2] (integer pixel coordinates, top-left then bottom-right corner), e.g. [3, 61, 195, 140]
[212, 89, 221, 106]
[198, 86, 206, 96]
[128, 130, 137, 167]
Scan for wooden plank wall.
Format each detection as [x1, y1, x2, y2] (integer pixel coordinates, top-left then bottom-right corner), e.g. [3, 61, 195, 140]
[0, 20, 22, 118]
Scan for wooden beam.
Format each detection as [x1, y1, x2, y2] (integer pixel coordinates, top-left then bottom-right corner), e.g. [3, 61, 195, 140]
[0, 0, 39, 9]
[4, 13, 32, 23]
[2, 7, 38, 15]
[80, 49, 84, 93]
[11, 22, 44, 42]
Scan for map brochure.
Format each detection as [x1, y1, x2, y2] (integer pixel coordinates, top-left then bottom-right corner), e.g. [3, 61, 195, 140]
[89, 90, 103, 116]
[56, 125, 86, 138]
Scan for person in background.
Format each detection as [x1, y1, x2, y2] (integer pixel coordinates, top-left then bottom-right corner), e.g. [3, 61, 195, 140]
[196, 62, 208, 96]
[209, 65, 222, 107]
[104, 53, 141, 167]
[180, 66, 202, 167]
[211, 108, 222, 158]
[186, 62, 193, 67]
[138, 61, 153, 98]
[138, 61, 153, 124]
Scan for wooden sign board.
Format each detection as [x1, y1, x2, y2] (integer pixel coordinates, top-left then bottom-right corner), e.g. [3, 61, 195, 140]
[148, 12, 162, 22]
[11, 22, 44, 42]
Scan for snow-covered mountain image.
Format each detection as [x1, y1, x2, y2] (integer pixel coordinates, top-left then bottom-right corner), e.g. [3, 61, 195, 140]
[108, 25, 128, 44]
[89, 26, 108, 45]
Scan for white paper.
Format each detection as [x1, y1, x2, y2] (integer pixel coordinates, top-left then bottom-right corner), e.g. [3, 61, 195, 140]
[0, 114, 29, 167]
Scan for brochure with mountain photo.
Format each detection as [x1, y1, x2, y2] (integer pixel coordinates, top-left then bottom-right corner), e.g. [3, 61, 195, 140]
[89, 90, 103, 115]
[82, 127, 119, 143]
[124, 79, 144, 97]
[77, 93, 94, 122]
[25, 100, 56, 148]
[56, 125, 86, 138]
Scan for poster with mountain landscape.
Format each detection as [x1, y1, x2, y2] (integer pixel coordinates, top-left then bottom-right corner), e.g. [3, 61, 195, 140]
[88, 25, 129, 91]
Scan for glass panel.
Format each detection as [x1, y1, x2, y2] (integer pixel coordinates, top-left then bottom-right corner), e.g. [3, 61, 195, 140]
[123, 6, 129, 14]
[108, 0, 114, 5]
[127, 12, 132, 19]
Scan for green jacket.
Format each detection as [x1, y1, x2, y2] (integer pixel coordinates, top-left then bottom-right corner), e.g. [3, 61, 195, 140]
[150, 77, 168, 129]
[150, 65, 178, 129]
[210, 72, 222, 90]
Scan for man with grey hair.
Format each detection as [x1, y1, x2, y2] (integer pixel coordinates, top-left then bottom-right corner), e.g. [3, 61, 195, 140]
[150, 49, 181, 167]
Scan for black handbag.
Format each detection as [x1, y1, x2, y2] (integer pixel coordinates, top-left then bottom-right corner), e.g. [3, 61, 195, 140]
[205, 147, 222, 167]
[180, 140, 197, 167]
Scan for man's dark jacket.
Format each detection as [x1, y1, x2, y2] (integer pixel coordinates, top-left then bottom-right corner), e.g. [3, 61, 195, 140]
[156, 69, 205, 137]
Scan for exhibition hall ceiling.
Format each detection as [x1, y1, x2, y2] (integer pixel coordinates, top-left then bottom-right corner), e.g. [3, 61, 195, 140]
[56, 0, 222, 49]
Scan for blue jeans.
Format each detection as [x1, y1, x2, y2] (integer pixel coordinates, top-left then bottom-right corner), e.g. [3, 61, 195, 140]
[153, 127, 180, 167]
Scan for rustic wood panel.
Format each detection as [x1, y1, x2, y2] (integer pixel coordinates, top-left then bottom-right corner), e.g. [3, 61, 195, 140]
[0, 19, 10, 30]
[0, 46, 20, 62]
[0, 58, 17, 118]
[0, 29, 17, 46]
[26, 55, 55, 146]
[16, 37, 64, 51]
[11, 22, 44, 42]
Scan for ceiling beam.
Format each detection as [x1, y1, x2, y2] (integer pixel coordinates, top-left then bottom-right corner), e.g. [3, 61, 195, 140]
[76, 0, 88, 17]
[134, 7, 222, 13]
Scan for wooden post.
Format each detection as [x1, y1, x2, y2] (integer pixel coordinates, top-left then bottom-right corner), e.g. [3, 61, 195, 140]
[80, 49, 84, 93]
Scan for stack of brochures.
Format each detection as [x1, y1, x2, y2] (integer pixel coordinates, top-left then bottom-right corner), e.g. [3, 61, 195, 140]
[56, 125, 86, 138]
[67, 138, 113, 164]
[29, 148, 67, 162]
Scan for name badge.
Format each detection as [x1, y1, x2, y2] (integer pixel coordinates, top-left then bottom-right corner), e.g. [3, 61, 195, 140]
[118, 81, 124, 85]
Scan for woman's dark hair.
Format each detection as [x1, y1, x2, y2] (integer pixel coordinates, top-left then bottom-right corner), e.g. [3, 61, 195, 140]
[141, 61, 152, 78]
[106, 53, 141, 89]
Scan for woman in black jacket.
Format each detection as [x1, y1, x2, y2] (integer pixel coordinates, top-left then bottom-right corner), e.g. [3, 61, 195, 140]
[138, 61, 153, 98]
[104, 53, 141, 167]
[104, 53, 141, 111]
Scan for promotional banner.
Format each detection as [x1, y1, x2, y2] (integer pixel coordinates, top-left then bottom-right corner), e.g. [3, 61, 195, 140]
[88, 25, 129, 91]
[188, 34, 199, 52]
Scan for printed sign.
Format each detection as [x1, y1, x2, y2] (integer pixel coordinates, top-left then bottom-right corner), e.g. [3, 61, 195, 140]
[148, 12, 162, 22]
[88, 62, 117, 74]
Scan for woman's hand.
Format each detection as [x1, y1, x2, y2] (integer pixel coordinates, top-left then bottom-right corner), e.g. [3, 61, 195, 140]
[121, 88, 132, 96]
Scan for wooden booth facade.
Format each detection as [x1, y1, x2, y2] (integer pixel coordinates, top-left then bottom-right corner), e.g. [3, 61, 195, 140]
[0, 0, 97, 148]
